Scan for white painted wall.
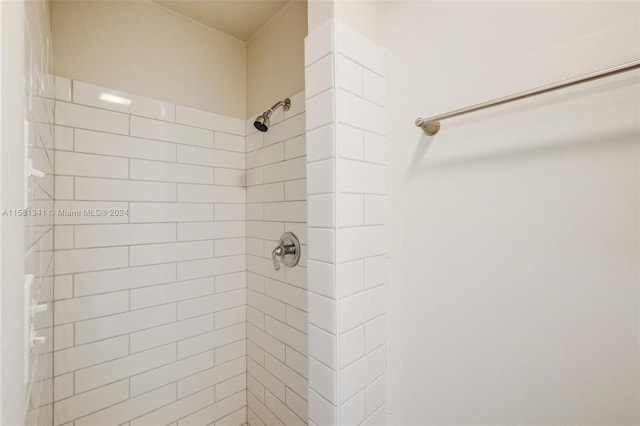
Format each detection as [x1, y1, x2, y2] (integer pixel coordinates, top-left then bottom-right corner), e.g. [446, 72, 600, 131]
[384, 1, 639, 424]
[52, 0, 247, 118]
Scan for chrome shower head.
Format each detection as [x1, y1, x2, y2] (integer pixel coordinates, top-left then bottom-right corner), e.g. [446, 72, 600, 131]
[254, 98, 291, 132]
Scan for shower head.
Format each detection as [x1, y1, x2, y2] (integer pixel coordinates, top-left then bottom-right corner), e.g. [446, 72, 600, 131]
[254, 98, 291, 132]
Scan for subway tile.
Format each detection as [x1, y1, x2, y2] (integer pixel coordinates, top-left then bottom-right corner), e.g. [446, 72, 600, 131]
[53, 379, 129, 426]
[307, 159, 335, 195]
[73, 80, 175, 120]
[365, 315, 386, 351]
[131, 116, 213, 148]
[175, 105, 244, 135]
[306, 54, 334, 98]
[285, 178, 307, 201]
[339, 260, 364, 298]
[247, 323, 285, 361]
[179, 391, 245, 425]
[265, 316, 307, 355]
[215, 168, 245, 186]
[74, 223, 176, 248]
[177, 145, 245, 169]
[54, 176, 73, 200]
[75, 129, 176, 162]
[263, 157, 306, 184]
[336, 90, 384, 135]
[215, 272, 245, 295]
[247, 182, 284, 203]
[338, 194, 364, 227]
[54, 76, 71, 101]
[130, 387, 215, 426]
[305, 19, 333, 66]
[364, 194, 386, 225]
[246, 131, 263, 152]
[74, 344, 176, 393]
[308, 324, 336, 369]
[265, 389, 306, 425]
[247, 143, 284, 169]
[247, 220, 284, 242]
[176, 254, 246, 281]
[247, 167, 264, 186]
[215, 238, 246, 257]
[265, 278, 307, 311]
[337, 123, 364, 160]
[177, 220, 245, 241]
[309, 389, 337, 426]
[248, 290, 285, 322]
[215, 304, 246, 329]
[339, 346, 385, 403]
[130, 277, 215, 310]
[54, 226, 73, 250]
[364, 131, 387, 164]
[74, 304, 176, 345]
[54, 246, 128, 275]
[341, 390, 366, 425]
[54, 324, 74, 351]
[178, 323, 245, 359]
[285, 134, 306, 160]
[308, 292, 335, 333]
[263, 201, 307, 223]
[55, 101, 129, 135]
[53, 373, 73, 402]
[216, 376, 246, 402]
[178, 183, 245, 203]
[306, 89, 334, 130]
[130, 159, 214, 184]
[363, 69, 385, 105]
[336, 54, 363, 95]
[265, 353, 308, 400]
[285, 304, 307, 332]
[215, 203, 246, 221]
[75, 177, 176, 202]
[265, 113, 306, 146]
[129, 202, 214, 223]
[339, 285, 386, 333]
[365, 375, 385, 417]
[75, 384, 176, 426]
[308, 228, 335, 263]
[340, 325, 365, 368]
[308, 356, 336, 404]
[54, 291, 129, 324]
[215, 132, 245, 152]
[338, 225, 386, 262]
[334, 20, 385, 75]
[364, 255, 386, 288]
[177, 357, 244, 399]
[54, 336, 128, 375]
[54, 126, 73, 151]
[177, 289, 246, 320]
[308, 260, 335, 299]
[131, 352, 213, 396]
[74, 263, 176, 296]
[130, 314, 214, 353]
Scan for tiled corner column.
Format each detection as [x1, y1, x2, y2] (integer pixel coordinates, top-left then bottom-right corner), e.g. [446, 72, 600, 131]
[305, 19, 388, 426]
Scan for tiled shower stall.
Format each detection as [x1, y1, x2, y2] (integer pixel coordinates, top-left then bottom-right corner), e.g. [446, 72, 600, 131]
[20, 10, 390, 425]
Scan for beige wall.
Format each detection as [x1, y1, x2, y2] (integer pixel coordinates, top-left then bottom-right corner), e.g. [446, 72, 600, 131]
[247, 0, 307, 117]
[52, 0, 247, 118]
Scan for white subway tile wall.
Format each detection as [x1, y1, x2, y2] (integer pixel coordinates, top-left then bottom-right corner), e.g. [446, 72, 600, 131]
[24, 0, 55, 424]
[305, 19, 388, 425]
[53, 79, 247, 425]
[246, 91, 309, 425]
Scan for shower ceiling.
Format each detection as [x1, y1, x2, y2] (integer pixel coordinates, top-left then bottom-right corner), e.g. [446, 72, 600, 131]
[152, 0, 290, 41]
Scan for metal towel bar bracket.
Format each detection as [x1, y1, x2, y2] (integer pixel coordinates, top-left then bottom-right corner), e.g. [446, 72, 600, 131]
[416, 59, 640, 135]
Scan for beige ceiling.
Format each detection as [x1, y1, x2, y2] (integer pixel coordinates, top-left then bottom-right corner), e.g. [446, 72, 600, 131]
[152, 0, 291, 41]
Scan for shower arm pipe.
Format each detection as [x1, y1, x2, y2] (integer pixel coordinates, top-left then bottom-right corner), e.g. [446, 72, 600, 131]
[265, 98, 291, 117]
[415, 59, 640, 136]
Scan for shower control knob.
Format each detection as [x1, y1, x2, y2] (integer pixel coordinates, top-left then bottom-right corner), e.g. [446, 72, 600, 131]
[271, 232, 301, 271]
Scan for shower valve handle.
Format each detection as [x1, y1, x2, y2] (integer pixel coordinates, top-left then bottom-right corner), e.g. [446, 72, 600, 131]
[271, 232, 301, 271]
